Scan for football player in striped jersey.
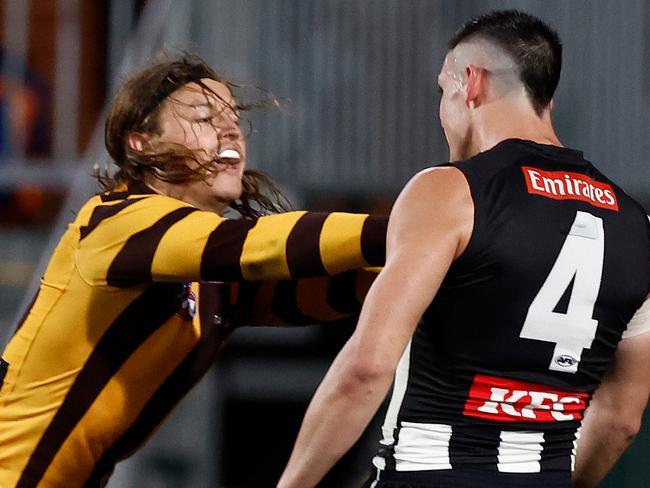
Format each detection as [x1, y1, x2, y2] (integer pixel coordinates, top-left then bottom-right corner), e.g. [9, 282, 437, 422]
[279, 10, 650, 488]
[0, 54, 385, 487]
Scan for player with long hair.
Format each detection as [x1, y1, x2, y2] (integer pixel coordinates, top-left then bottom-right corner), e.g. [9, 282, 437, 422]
[0, 54, 385, 487]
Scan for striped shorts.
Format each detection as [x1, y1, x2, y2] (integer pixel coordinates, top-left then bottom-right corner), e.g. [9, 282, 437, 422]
[362, 468, 572, 488]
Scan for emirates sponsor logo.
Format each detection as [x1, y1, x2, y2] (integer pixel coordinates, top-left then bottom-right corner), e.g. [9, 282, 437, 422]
[522, 166, 619, 211]
[463, 374, 589, 423]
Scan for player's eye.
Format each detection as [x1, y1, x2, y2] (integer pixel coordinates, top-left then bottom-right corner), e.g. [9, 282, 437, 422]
[196, 116, 215, 124]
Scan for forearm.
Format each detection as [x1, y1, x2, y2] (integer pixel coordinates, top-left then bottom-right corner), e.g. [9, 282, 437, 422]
[573, 407, 638, 488]
[277, 343, 393, 488]
[229, 212, 382, 281]
[573, 330, 650, 487]
[180, 211, 385, 281]
[81, 201, 386, 285]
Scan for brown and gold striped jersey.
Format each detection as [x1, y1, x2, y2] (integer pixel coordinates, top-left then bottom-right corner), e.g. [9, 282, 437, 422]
[0, 186, 385, 487]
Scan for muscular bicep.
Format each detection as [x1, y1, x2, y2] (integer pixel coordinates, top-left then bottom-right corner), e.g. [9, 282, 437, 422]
[76, 195, 386, 286]
[350, 168, 473, 366]
[602, 296, 650, 399]
[586, 327, 650, 427]
[601, 294, 650, 404]
[622, 296, 650, 339]
[573, 312, 650, 487]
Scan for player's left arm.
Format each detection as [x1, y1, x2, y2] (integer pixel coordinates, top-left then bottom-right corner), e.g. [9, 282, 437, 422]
[277, 167, 473, 488]
[573, 296, 650, 488]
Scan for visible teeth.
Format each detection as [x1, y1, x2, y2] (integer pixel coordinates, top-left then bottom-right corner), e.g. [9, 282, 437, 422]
[218, 149, 240, 160]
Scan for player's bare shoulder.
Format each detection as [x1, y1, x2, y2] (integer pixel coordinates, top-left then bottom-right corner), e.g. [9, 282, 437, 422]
[411, 166, 471, 202]
[390, 166, 473, 260]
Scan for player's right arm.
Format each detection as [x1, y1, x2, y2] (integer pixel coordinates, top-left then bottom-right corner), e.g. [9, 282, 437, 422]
[278, 167, 472, 487]
[74, 194, 386, 286]
[229, 268, 378, 327]
[573, 296, 650, 488]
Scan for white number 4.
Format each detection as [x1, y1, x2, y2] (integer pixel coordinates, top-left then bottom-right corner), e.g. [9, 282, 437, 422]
[520, 211, 604, 374]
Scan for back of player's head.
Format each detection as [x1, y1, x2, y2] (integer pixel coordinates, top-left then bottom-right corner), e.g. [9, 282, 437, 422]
[448, 10, 562, 115]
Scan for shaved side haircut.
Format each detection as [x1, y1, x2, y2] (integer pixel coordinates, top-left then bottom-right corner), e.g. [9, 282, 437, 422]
[448, 10, 562, 115]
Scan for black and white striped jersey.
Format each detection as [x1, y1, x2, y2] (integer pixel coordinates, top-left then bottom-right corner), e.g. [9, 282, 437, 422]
[373, 139, 650, 475]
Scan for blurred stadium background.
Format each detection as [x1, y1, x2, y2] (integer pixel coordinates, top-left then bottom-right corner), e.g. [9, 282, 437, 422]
[1, 0, 649, 486]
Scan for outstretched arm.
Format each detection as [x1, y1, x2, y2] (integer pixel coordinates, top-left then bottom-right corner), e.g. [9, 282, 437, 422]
[75, 194, 386, 286]
[573, 297, 650, 488]
[277, 167, 473, 488]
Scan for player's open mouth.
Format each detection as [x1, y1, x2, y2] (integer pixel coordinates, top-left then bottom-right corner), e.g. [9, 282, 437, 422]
[215, 149, 242, 174]
[218, 149, 241, 162]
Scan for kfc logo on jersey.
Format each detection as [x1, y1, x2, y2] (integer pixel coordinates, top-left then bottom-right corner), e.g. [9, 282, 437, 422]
[463, 374, 590, 423]
[522, 166, 619, 211]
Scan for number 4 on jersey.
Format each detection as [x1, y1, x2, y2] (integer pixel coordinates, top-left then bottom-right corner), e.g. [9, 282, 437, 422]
[520, 211, 604, 374]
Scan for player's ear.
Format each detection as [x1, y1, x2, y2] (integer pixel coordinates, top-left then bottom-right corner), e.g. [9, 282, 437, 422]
[127, 132, 152, 152]
[465, 64, 485, 109]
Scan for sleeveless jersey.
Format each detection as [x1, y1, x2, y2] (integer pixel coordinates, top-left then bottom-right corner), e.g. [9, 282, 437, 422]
[373, 138, 650, 475]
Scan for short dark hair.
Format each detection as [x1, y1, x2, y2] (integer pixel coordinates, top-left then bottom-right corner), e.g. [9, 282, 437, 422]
[448, 10, 562, 115]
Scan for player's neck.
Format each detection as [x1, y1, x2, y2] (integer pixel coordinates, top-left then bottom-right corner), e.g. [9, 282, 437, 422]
[143, 175, 229, 215]
[473, 99, 562, 154]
